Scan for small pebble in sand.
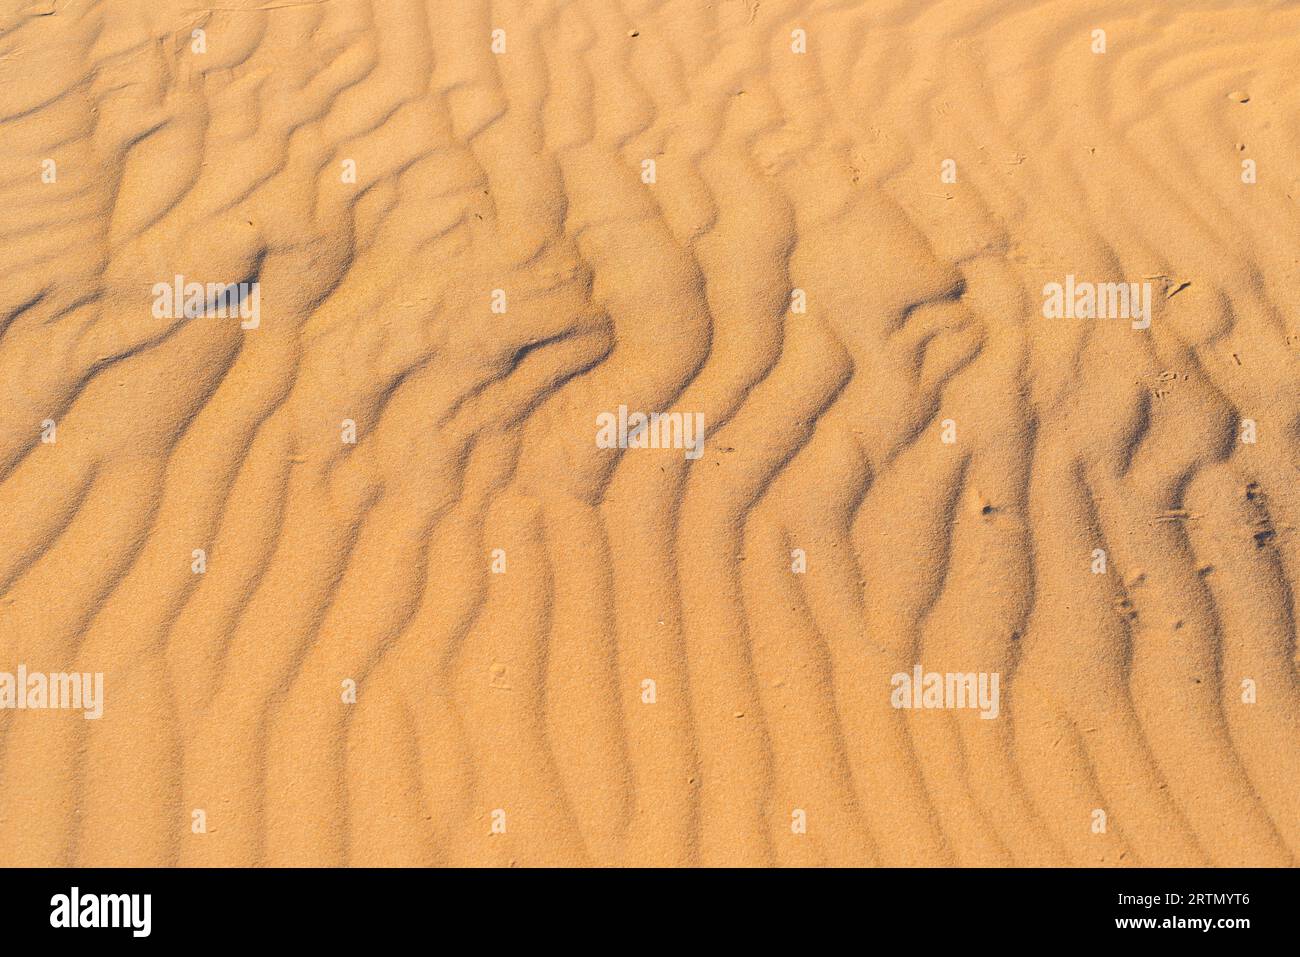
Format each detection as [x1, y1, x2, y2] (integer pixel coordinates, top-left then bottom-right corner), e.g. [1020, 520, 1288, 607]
[1227, 90, 1250, 103]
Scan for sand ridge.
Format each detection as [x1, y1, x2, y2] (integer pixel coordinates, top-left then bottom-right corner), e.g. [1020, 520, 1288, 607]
[0, 0, 1297, 866]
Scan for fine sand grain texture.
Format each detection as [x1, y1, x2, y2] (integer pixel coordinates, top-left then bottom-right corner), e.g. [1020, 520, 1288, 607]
[1, 0, 1298, 866]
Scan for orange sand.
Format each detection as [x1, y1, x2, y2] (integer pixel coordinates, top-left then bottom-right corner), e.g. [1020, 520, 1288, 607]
[0, 0, 1297, 866]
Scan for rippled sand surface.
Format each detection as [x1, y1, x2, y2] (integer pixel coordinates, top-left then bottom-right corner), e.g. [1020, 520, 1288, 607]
[1, 0, 1297, 866]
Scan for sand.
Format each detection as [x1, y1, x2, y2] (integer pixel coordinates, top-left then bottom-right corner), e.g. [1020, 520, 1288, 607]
[0, 0, 1297, 867]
